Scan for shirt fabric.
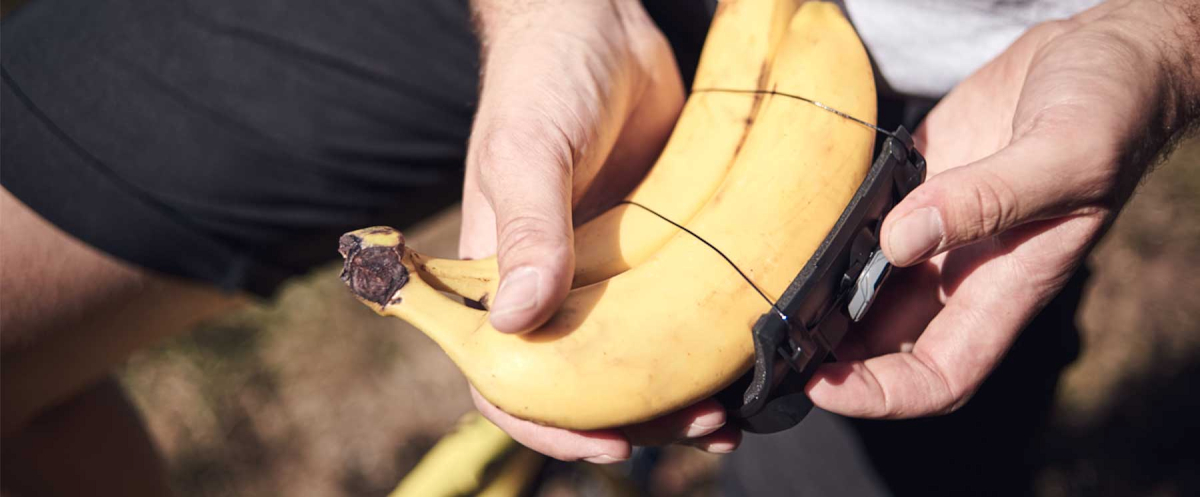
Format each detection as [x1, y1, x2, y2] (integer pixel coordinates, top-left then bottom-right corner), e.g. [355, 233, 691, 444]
[842, 0, 1104, 97]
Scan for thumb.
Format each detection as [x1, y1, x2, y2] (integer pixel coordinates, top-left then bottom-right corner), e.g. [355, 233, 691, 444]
[463, 4, 662, 332]
[468, 113, 577, 333]
[882, 133, 1101, 266]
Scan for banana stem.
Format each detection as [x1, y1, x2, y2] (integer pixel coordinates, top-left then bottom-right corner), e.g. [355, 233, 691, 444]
[340, 227, 487, 348]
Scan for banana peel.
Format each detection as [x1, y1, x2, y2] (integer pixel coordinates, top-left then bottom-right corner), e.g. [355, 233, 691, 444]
[413, 0, 801, 301]
[340, 1, 878, 430]
[389, 412, 541, 497]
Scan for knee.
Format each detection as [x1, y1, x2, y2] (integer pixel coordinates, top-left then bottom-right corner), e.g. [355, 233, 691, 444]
[1, 377, 174, 496]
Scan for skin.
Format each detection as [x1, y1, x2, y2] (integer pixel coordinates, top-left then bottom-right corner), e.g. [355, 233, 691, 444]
[1, 189, 242, 495]
[463, 0, 1200, 462]
[1, 378, 175, 496]
[810, 0, 1200, 418]
[459, 0, 734, 462]
[1, 0, 1195, 488]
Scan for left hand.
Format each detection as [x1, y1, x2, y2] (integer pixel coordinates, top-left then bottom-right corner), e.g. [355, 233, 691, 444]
[807, 0, 1199, 418]
[460, 0, 737, 463]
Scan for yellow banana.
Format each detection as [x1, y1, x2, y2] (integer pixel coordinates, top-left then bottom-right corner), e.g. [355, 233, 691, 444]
[388, 412, 518, 497]
[474, 447, 544, 497]
[341, 2, 876, 429]
[418, 0, 801, 303]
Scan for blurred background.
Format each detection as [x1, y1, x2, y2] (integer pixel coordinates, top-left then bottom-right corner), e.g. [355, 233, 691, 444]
[116, 137, 1200, 497]
[2, 0, 1197, 493]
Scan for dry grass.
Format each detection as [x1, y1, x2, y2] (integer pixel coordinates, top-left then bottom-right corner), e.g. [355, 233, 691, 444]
[122, 137, 1200, 497]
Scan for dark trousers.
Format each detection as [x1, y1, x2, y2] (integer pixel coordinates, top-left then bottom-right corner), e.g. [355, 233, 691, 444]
[2, 1, 1082, 494]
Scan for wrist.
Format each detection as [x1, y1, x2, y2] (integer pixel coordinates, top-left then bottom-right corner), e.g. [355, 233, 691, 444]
[1157, 1, 1200, 137]
[1086, 1, 1200, 139]
[469, 0, 669, 97]
[470, 0, 647, 48]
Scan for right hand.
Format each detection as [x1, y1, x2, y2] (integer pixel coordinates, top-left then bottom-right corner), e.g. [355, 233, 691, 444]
[460, 0, 738, 463]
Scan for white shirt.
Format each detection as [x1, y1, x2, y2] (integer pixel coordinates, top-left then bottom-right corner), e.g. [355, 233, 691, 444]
[839, 0, 1104, 97]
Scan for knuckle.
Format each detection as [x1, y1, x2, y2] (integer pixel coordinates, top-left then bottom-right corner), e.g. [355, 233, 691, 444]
[937, 377, 977, 416]
[610, 0, 672, 69]
[905, 351, 973, 417]
[942, 392, 977, 415]
[497, 215, 571, 261]
[936, 378, 979, 415]
[624, 25, 674, 77]
[1012, 19, 1082, 57]
[952, 170, 1020, 243]
[474, 119, 575, 181]
[1028, 19, 1081, 41]
[857, 362, 904, 419]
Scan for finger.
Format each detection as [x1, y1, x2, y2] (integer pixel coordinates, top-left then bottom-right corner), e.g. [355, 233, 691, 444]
[807, 252, 1045, 418]
[471, 388, 630, 464]
[836, 261, 944, 362]
[806, 350, 963, 419]
[682, 424, 743, 454]
[468, 103, 578, 333]
[619, 398, 726, 446]
[881, 133, 1104, 267]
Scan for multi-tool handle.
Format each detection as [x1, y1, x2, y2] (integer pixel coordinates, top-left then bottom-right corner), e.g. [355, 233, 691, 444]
[717, 127, 927, 434]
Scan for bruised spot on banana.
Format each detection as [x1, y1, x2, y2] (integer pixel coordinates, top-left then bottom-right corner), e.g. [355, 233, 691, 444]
[339, 0, 878, 430]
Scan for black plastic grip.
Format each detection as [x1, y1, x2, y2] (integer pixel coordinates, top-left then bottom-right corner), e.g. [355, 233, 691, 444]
[717, 127, 926, 434]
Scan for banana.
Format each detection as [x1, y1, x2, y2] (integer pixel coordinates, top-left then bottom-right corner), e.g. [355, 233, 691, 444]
[474, 447, 544, 497]
[340, 2, 877, 430]
[389, 412, 518, 497]
[419, 0, 801, 303]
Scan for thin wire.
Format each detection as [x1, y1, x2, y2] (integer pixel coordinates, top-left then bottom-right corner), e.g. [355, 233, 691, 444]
[615, 87, 892, 326]
[618, 200, 789, 324]
[691, 86, 898, 139]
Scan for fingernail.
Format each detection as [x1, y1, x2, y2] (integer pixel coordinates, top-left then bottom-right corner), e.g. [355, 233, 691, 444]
[703, 441, 737, 454]
[684, 411, 725, 438]
[583, 454, 624, 464]
[888, 207, 943, 266]
[682, 439, 737, 454]
[490, 267, 540, 319]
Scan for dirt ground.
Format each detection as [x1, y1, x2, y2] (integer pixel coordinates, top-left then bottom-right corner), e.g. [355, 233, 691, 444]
[120, 137, 1200, 497]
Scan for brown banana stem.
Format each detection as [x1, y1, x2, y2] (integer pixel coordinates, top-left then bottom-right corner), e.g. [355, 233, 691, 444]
[340, 227, 487, 348]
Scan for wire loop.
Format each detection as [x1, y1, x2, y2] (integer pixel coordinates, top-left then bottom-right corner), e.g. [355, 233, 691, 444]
[617, 87, 896, 325]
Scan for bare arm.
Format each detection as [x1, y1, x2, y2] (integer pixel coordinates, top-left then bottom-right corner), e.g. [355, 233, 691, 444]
[1, 189, 240, 435]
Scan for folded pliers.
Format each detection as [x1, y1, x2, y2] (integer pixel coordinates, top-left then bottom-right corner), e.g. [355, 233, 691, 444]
[717, 127, 927, 433]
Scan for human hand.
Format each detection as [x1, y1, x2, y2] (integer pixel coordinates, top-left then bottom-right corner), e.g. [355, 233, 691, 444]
[460, 0, 737, 463]
[460, 0, 683, 332]
[807, 0, 1199, 418]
